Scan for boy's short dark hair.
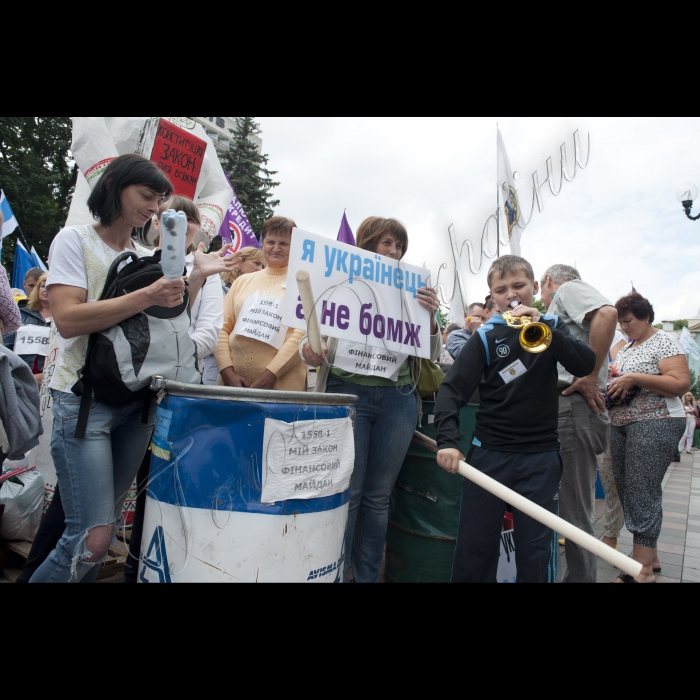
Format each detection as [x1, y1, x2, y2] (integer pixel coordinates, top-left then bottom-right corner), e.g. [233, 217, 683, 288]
[87, 154, 173, 228]
[487, 255, 535, 289]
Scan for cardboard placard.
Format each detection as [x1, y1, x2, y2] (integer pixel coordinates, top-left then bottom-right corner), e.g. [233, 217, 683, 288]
[281, 230, 432, 360]
[150, 119, 207, 199]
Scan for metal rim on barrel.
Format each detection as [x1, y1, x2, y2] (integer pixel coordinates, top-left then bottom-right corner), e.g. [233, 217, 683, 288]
[150, 377, 358, 406]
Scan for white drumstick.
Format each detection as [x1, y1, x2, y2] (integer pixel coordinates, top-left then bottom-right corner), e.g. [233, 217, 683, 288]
[296, 270, 323, 356]
[412, 432, 643, 580]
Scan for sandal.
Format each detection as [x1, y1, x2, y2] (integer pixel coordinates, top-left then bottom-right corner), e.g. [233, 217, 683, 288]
[614, 574, 639, 584]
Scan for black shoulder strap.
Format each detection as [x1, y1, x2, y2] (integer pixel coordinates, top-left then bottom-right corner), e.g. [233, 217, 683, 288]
[74, 250, 141, 439]
[99, 251, 142, 301]
[74, 377, 93, 440]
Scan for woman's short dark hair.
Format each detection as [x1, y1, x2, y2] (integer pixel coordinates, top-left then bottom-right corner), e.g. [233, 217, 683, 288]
[261, 216, 297, 240]
[87, 154, 173, 227]
[616, 292, 655, 324]
[356, 217, 409, 259]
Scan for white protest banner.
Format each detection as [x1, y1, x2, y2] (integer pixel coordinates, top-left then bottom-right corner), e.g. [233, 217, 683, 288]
[261, 417, 355, 504]
[333, 341, 408, 382]
[233, 294, 288, 350]
[14, 326, 51, 357]
[281, 230, 432, 361]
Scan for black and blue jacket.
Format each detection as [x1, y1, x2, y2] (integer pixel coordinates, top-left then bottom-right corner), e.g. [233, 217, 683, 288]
[435, 313, 596, 455]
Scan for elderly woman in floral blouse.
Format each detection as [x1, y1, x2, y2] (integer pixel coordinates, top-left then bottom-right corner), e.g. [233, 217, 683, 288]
[608, 293, 690, 584]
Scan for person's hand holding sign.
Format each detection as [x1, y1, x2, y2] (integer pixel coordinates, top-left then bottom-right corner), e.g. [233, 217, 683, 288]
[302, 340, 329, 367]
[417, 287, 441, 335]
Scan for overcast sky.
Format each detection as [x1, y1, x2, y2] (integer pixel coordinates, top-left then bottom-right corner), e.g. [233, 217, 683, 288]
[257, 117, 700, 322]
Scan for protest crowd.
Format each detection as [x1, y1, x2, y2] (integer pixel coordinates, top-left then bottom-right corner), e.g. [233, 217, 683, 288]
[0, 121, 696, 585]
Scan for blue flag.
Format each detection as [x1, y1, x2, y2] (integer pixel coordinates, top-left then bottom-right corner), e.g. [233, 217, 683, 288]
[1, 190, 19, 241]
[12, 241, 36, 290]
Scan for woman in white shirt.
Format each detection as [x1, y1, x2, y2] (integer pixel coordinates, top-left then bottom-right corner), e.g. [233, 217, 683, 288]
[679, 393, 698, 455]
[30, 156, 234, 584]
[607, 293, 690, 584]
[153, 197, 224, 385]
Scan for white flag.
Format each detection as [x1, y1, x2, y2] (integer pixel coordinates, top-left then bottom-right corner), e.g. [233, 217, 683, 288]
[679, 327, 700, 363]
[497, 129, 525, 257]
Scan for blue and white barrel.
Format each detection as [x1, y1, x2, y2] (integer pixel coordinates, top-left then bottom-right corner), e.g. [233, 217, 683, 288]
[139, 378, 357, 584]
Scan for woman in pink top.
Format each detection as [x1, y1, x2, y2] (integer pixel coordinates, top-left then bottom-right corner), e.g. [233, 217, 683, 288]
[0, 212, 22, 339]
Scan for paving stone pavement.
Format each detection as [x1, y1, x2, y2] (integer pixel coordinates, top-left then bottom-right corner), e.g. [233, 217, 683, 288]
[4, 455, 699, 585]
[563, 451, 700, 583]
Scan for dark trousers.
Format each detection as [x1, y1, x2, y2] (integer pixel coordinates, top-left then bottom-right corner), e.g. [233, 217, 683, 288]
[452, 447, 563, 584]
[124, 452, 152, 584]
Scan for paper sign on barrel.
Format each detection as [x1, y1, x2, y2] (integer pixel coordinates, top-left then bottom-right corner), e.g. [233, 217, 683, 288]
[261, 417, 355, 504]
[281, 230, 432, 361]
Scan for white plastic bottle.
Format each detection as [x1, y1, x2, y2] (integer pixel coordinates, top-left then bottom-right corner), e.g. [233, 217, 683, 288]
[160, 210, 188, 280]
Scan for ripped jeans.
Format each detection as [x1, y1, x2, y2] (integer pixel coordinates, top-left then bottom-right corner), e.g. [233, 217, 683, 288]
[30, 391, 156, 584]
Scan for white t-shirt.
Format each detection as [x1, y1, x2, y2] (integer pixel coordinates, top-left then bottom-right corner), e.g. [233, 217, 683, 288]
[185, 253, 223, 365]
[610, 331, 686, 426]
[46, 225, 150, 394]
[612, 330, 627, 349]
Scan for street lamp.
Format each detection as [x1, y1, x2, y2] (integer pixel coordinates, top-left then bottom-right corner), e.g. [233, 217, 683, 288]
[677, 183, 700, 220]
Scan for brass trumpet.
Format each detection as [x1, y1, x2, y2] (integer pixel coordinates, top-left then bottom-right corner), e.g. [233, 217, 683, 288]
[502, 311, 553, 354]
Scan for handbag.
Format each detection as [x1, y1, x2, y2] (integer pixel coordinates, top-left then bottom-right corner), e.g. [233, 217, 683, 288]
[415, 359, 445, 398]
[604, 385, 640, 412]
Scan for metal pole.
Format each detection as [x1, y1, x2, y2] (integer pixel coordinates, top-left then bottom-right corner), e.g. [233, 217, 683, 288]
[15, 225, 34, 260]
[496, 124, 501, 259]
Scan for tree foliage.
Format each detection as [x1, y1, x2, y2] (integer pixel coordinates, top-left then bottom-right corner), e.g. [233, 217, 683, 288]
[690, 370, 700, 400]
[654, 320, 689, 331]
[0, 117, 76, 269]
[533, 300, 547, 315]
[219, 117, 280, 237]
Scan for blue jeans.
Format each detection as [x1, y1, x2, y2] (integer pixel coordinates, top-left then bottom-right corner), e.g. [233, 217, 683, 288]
[30, 391, 156, 584]
[327, 379, 418, 583]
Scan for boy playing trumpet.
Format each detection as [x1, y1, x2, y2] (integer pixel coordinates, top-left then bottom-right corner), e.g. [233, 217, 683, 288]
[435, 256, 596, 583]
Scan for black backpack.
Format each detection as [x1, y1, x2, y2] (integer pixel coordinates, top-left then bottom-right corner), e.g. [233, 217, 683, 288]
[73, 250, 201, 438]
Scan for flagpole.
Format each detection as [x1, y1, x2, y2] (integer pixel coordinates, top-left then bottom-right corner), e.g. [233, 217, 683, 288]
[15, 225, 34, 259]
[496, 124, 501, 259]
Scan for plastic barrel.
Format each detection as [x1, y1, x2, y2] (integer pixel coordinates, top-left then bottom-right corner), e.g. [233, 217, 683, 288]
[385, 402, 477, 584]
[139, 379, 357, 584]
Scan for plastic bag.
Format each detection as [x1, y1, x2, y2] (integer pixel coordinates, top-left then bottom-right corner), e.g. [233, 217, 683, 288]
[0, 468, 44, 542]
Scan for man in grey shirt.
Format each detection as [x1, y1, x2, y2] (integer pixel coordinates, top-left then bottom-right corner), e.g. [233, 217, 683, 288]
[541, 265, 618, 584]
[446, 303, 488, 360]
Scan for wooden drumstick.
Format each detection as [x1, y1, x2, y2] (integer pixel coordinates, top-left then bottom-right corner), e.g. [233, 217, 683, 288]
[296, 270, 324, 356]
[412, 432, 644, 580]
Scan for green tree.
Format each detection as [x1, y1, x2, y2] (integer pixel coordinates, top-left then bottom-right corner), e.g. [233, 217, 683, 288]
[219, 117, 280, 237]
[690, 370, 700, 400]
[654, 320, 689, 331]
[0, 117, 76, 269]
[438, 307, 450, 329]
[533, 299, 547, 315]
